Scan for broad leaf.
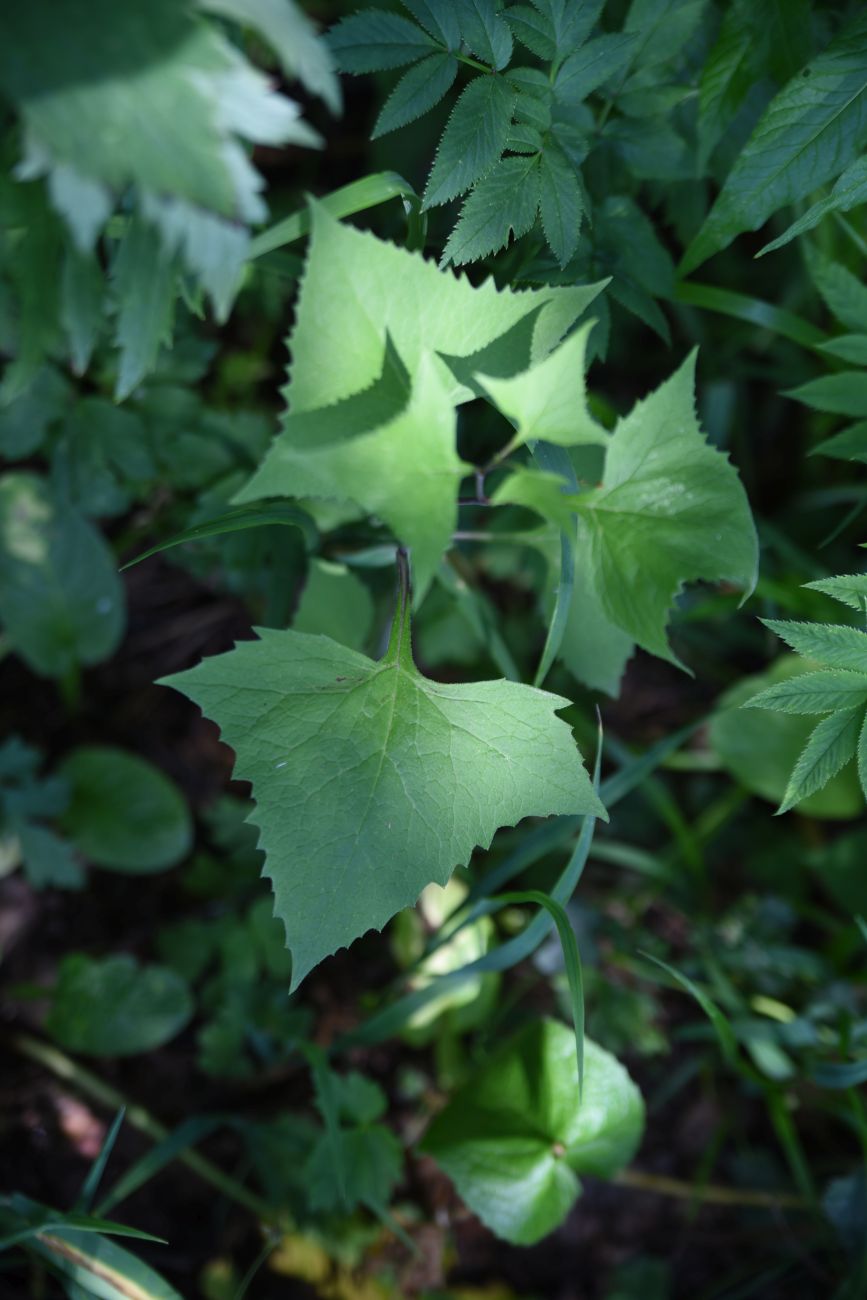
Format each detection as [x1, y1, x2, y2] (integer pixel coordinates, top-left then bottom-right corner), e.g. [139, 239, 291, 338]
[46, 954, 193, 1055]
[236, 204, 604, 591]
[59, 747, 193, 874]
[683, 12, 867, 273]
[495, 353, 758, 666]
[421, 1019, 644, 1245]
[162, 585, 605, 987]
[477, 323, 605, 448]
[0, 473, 125, 679]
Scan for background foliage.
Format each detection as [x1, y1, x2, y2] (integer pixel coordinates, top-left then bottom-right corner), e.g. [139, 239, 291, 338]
[2, 1, 867, 1298]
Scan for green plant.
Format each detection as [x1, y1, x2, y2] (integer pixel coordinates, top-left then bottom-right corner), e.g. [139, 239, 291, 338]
[3, 2, 867, 1297]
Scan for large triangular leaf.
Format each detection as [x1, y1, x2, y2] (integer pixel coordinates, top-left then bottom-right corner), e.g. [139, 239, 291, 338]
[235, 203, 604, 591]
[162, 585, 605, 988]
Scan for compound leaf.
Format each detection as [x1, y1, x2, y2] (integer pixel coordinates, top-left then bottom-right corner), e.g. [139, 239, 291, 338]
[162, 591, 605, 988]
[441, 154, 541, 266]
[785, 372, 867, 418]
[402, 0, 462, 49]
[423, 74, 517, 209]
[421, 1019, 644, 1245]
[327, 9, 437, 72]
[778, 708, 862, 815]
[683, 11, 867, 273]
[538, 144, 584, 266]
[759, 156, 867, 255]
[454, 0, 513, 70]
[373, 51, 459, 137]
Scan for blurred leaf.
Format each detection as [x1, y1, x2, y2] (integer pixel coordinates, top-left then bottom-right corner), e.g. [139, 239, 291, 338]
[59, 746, 192, 874]
[46, 954, 193, 1055]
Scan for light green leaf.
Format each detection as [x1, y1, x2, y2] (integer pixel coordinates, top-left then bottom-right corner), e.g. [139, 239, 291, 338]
[762, 618, 867, 673]
[785, 371, 867, 417]
[477, 323, 605, 448]
[0, 473, 124, 679]
[442, 154, 541, 266]
[711, 657, 864, 819]
[59, 747, 193, 874]
[746, 670, 867, 715]
[420, 1019, 644, 1245]
[236, 204, 603, 590]
[759, 156, 867, 255]
[161, 589, 605, 988]
[46, 954, 193, 1055]
[682, 11, 867, 273]
[499, 354, 757, 666]
[373, 52, 459, 138]
[778, 707, 862, 815]
[293, 559, 374, 652]
[538, 144, 584, 267]
[423, 74, 517, 208]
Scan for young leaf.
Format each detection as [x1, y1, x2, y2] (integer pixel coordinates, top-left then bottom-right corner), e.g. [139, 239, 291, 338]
[441, 154, 541, 266]
[373, 51, 459, 137]
[453, 0, 513, 70]
[538, 144, 584, 267]
[326, 9, 437, 72]
[683, 11, 867, 273]
[422, 74, 517, 208]
[421, 1019, 644, 1245]
[477, 323, 606, 447]
[162, 593, 605, 989]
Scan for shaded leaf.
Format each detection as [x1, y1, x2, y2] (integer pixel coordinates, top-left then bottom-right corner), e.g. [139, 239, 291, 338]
[423, 74, 517, 208]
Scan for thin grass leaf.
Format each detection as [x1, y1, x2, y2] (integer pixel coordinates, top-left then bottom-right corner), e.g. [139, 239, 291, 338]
[250, 172, 418, 259]
[121, 503, 318, 570]
[75, 1108, 125, 1213]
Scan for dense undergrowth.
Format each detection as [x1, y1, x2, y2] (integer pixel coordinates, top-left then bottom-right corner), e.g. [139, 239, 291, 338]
[1, 2, 867, 1298]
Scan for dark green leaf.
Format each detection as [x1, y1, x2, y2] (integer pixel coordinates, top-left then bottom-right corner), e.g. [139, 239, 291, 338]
[327, 9, 437, 72]
[373, 51, 459, 138]
[46, 954, 194, 1055]
[423, 74, 518, 208]
[442, 154, 541, 266]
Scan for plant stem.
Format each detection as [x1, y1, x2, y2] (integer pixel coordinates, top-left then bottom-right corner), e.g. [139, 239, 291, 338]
[9, 1032, 277, 1226]
[615, 1168, 808, 1211]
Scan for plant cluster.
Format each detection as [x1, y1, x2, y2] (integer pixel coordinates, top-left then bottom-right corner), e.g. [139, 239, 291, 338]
[1, 1, 867, 1298]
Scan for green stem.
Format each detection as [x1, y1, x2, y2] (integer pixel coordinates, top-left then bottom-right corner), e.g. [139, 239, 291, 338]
[614, 1168, 808, 1211]
[9, 1033, 277, 1226]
